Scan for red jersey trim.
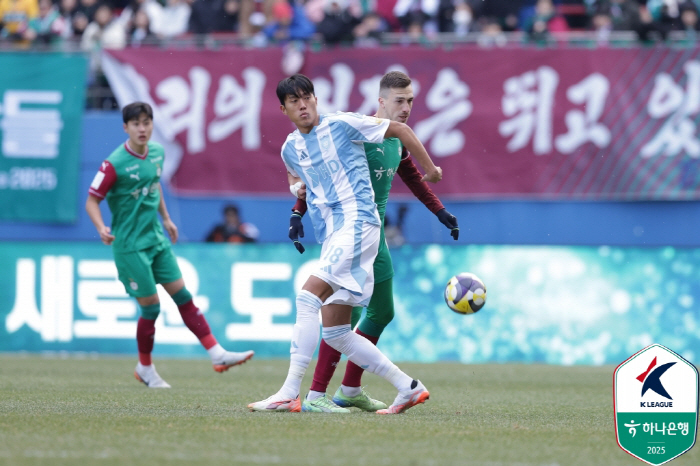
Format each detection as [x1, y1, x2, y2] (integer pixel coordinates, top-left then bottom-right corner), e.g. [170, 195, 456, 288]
[124, 141, 148, 159]
[397, 156, 444, 214]
[293, 198, 307, 215]
[88, 160, 117, 198]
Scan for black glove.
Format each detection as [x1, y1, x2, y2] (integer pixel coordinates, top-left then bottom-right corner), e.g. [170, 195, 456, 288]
[436, 208, 459, 240]
[289, 211, 305, 253]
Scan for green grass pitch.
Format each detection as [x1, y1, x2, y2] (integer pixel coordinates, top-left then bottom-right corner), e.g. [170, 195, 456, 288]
[0, 355, 697, 466]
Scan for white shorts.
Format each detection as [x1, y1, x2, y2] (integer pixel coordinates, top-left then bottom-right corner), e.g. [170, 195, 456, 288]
[311, 220, 380, 307]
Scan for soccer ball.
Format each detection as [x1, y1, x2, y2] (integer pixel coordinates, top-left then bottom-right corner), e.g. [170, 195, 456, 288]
[444, 273, 487, 315]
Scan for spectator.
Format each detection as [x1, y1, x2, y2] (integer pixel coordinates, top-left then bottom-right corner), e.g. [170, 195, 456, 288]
[116, 0, 164, 38]
[76, 0, 100, 22]
[58, 0, 80, 38]
[0, 0, 39, 43]
[188, 0, 240, 33]
[375, 0, 401, 30]
[353, 11, 386, 45]
[81, 3, 126, 51]
[473, 0, 521, 31]
[477, 16, 508, 46]
[525, 0, 569, 40]
[588, 0, 643, 32]
[451, 0, 473, 35]
[205, 205, 259, 243]
[676, 1, 700, 34]
[393, 0, 439, 34]
[27, 0, 67, 44]
[263, 0, 315, 42]
[128, 6, 156, 45]
[637, 2, 670, 41]
[316, 0, 359, 44]
[156, 0, 191, 38]
[590, 4, 613, 40]
[304, 0, 325, 22]
[81, 2, 126, 109]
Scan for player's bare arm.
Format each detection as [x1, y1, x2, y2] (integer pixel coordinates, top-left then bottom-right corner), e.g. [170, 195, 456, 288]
[85, 195, 116, 245]
[288, 171, 306, 200]
[158, 184, 178, 243]
[384, 120, 442, 183]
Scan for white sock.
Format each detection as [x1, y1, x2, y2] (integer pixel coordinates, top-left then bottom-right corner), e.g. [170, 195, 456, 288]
[341, 385, 361, 397]
[206, 343, 226, 361]
[278, 290, 322, 399]
[307, 390, 325, 401]
[323, 325, 413, 391]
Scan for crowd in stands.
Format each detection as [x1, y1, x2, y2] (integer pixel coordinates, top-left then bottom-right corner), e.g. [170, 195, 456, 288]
[2, 0, 700, 49]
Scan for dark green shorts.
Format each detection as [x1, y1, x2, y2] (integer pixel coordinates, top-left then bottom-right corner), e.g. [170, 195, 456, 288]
[113, 242, 182, 298]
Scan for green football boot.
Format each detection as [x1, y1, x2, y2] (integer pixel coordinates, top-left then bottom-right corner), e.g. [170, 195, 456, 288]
[332, 386, 388, 412]
[301, 394, 350, 413]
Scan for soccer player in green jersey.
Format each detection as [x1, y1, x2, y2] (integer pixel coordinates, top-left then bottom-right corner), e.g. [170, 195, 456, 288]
[288, 71, 460, 412]
[85, 102, 254, 388]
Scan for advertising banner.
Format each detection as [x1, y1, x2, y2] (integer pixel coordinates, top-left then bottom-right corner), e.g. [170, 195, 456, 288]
[104, 46, 700, 199]
[1, 242, 698, 364]
[0, 53, 88, 222]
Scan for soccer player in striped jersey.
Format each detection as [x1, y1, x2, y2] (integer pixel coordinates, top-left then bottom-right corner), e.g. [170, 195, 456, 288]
[248, 74, 441, 414]
[85, 102, 254, 388]
[288, 71, 459, 413]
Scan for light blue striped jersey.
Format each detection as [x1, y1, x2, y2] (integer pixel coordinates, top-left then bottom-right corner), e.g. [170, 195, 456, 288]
[281, 112, 390, 243]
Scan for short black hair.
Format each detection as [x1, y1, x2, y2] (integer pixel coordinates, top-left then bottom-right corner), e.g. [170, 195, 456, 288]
[223, 204, 239, 216]
[122, 102, 153, 123]
[276, 74, 315, 105]
[380, 71, 412, 96]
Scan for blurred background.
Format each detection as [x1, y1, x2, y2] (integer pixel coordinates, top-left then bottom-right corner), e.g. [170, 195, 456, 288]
[1, 0, 699, 365]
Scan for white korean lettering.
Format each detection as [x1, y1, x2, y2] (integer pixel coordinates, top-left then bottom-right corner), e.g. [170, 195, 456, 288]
[641, 61, 700, 158]
[499, 66, 559, 155]
[555, 73, 611, 154]
[208, 67, 266, 150]
[155, 67, 211, 153]
[226, 263, 293, 341]
[414, 68, 472, 157]
[314, 63, 355, 113]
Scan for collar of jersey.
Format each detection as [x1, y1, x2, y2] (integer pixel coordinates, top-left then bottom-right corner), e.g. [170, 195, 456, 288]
[124, 141, 149, 159]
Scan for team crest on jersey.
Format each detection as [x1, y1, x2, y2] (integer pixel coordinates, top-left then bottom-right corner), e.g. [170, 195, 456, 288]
[320, 135, 330, 151]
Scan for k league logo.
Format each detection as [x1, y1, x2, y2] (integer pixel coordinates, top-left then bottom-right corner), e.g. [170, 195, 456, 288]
[614, 344, 699, 466]
[638, 357, 675, 402]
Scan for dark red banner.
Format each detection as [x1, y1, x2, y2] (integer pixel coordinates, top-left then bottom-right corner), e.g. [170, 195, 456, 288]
[104, 46, 700, 199]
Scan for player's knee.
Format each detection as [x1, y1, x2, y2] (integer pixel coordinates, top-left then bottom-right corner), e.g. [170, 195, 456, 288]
[363, 306, 394, 334]
[374, 308, 395, 328]
[296, 290, 322, 322]
[322, 324, 352, 353]
[140, 303, 161, 320]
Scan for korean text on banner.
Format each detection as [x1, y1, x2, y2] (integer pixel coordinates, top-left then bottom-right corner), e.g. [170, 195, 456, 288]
[0, 53, 88, 222]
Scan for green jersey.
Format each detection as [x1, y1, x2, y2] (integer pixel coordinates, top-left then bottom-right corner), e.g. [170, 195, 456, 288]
[364, 137, 403, 222]
[88, 141, 166, 253]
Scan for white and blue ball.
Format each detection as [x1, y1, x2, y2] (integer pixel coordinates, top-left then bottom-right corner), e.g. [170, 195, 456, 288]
[444, 272, 487, 315]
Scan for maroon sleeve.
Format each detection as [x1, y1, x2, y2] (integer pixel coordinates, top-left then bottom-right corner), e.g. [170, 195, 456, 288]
[88, 160, 117, 199]
[292, 198, 307, 215]
[396, 152, 444, 214]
